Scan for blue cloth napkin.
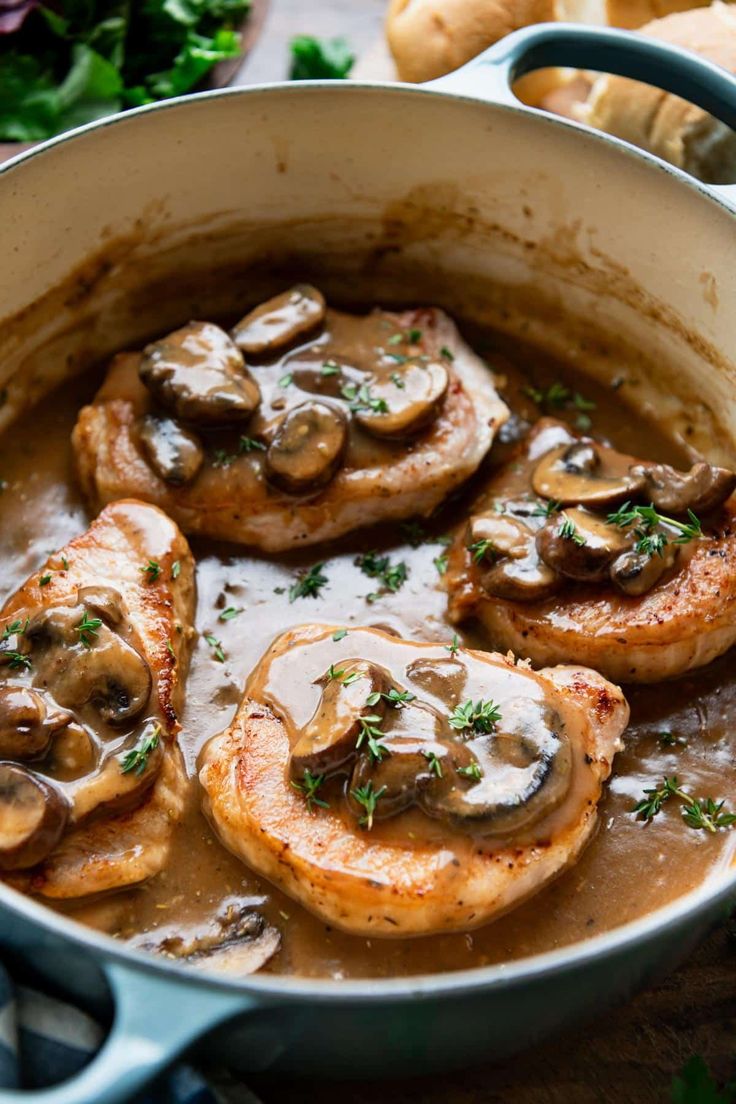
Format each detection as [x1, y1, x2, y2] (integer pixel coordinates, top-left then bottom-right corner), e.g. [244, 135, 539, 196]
[0, 967, 262, 1103]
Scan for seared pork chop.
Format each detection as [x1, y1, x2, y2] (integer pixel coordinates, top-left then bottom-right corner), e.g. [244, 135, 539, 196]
[72, 296, 508, 551]
[0, 500, 195, 898]
[446, 419, 736, 683]
[199, 624, 627, 937]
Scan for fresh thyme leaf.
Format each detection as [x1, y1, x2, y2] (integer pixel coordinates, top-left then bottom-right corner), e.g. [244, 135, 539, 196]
[166, 640, 176, 660]
[76, 613, 102, 649]
[572, 392, 596, 412]
[449, 698, 502, 734]
[406, 328, 422, 344]
[575, 413, 592, 432]
[439, 346, 454, 362]
[39, 574, 52, 587]
[326, 664, 362, 685]
[2, 651, 31, 671]
[467, 538, 493, 563]
[434, 553, 449, 576]
[633, 775, 736, 833]
[342, 384, 388, 414]
[380, 687, 416, 707]
[607, 502, 703, 544]
[390, 372, 405, 389]
[278, 373, 293, 388]
[423, 750, 443, 778]
[1, 619, 28, 642]
[141, 559, 161, 583]
[445, 634, 460, 656]
[238, 436, 266, 452]
[355, 551, 408, 594]
[458, 761, 483, 781]
[559, 516, 585, 546]
[120, 724, 160, 776]
[204, 633, 226, 663]
[289, 562, 329, 602]
[532, 499, 562, 518]
[290, 769, 329, 810]
[332, 628, 348, 642]
[61, 556, 69, 571]
[218, 606, 243, 622]
[171, 560, 181, 580]
[350, 780, 387, 829]
[387, 333, 403, 346]
[355, 714, 388, 763]
[321, 361, 340, 376]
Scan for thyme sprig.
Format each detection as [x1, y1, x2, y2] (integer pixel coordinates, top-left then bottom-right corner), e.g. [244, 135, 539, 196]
[291, 769, 329, 811]
[449, 698, 502, 735]
[351, 781, 387, 829]
[289, 562, 329, 602]
[355, 714, 388, 763]
[355, 551, 408, 595]
[607, 502, 703, 544]
[120, 725, 160, 776]
[633, 775, 736, 833]
[76, 613, 102, 649]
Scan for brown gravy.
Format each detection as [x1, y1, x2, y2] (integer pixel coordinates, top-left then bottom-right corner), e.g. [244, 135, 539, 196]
[1, 330, 734, 979]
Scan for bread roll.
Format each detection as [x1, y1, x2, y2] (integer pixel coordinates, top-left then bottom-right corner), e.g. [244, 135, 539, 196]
[578, 2, 736, 182]
[385, 0, 712, 85]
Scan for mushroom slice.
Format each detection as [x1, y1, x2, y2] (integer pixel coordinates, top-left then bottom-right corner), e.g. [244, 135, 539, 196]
[353, 361, 449, 439]
[0, 764, 69, 870]
[467, 513, 531, 561]
[142, 903, 280, 976]
[0, 687, 71, 761]
[532, 439, 645, 508]
[536, 507, 630, 582]
[265, 401, 348, 495]
[610, 542, 679, 597]
[425, 699, 572, 837]
[136, 414, 204, 486]
[232, 285, 326, 357]
[45, 724, 97, 782]
[27, 605, 152, 726]
[139, 322, 261, 426]
[633, 460, 736, 516]
[70, 722, 163, 823]
[289, 660, 391, 777]
[348, 738, 455, 820]
[76, 586, 124, 627]
[481, 554, 561, 603]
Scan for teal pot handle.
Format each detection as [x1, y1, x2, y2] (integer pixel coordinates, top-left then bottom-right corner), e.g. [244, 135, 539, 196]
[427, 22, 736, 206]
[0, 960, 254, 1104]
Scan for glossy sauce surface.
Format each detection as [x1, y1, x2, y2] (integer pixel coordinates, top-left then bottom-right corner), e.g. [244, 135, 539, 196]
[1, 330, 734, 978]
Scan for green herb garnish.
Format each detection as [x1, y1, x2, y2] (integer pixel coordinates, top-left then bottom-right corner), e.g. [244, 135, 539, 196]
[445, 634, 460, 657]
[355, 551, 408, 594]
[356, 714, 388, 763]
[559, 516, 586, 546]
[204, 633, 226, 663]
[291, 769, 329, 811]
[218, 606, 243, 622]
[633, 776, 736, 833]
[289, 562, 329, 602]
[141, 559, 161, 583]
[458, 761, 483, 781]
[607, 502, 703, 544]
[423, 750, 443, 778]
[332, 628, 348, 642]
[120, 724, 160, 776]
[76, 612, 102, 649]
[171, 560, 181, 580]
[351, 781, 387, 830]
[449, 698, 502, 735]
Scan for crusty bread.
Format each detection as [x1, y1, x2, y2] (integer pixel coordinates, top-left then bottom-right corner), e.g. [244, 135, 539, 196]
[385, 0, 712, 85]
[577, 2, 736, 182]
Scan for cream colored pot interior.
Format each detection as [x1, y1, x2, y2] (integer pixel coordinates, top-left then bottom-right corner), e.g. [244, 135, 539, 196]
[1, 84, 735, 462]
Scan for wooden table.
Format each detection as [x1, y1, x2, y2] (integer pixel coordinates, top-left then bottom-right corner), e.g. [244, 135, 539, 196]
[235, 4, 736, 1101]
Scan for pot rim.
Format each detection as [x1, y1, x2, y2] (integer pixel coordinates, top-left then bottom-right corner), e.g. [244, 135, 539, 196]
[0, 75, 734, 1002]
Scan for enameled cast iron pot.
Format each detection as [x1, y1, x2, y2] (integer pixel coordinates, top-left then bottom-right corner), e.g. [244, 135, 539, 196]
[0, 24, 736, 1103]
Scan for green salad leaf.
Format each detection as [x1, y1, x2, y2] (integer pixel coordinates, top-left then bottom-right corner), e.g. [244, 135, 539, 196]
[0, 0, 251, 140]
[289, 35, 354, 80]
